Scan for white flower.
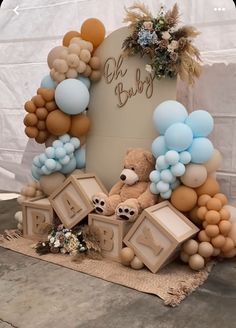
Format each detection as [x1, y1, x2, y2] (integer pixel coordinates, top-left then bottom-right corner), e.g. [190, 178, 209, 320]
[54, 239, 61, 248]
[50, 237, 55, 244]
[65, 232, 72, 239]
[162, 31, 171, 40]
[143, 21, 153, 30]
[168, 40, 178, 52]
[145, 64, 153, 73]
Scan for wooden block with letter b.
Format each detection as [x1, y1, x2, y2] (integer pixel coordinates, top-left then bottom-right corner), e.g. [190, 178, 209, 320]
[49, 172, 108, 229]
[88, 213, 132, 262]
[123, 201, 199, 273]
[22, 196, 55, 241]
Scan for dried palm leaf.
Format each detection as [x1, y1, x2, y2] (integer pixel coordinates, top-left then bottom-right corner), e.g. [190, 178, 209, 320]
[123, 2, 153, 26]
[165, 3, 180, 27]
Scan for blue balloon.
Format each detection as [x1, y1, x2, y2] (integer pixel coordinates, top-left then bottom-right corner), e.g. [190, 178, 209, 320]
[188, 137, 214, 164]
[150, 183, 159, 194]
[156, 155, 169, 170]
[156, 181, 170, 193]
[75, 148, 86, 169]
[77, 76, 91, 90]
[31, 165, 40, 180]
[165, 123, 193, 152]
[40, 75, 57, 89]
[151, 136, 168, 158]
[55, 79, 89, 115]
[165, 150, 180, 165]
[160, 169, 174, 183]
[60, 157, 76, 174]
[179, 151, 191, 164]
[171, 162, 186, 177]
[149, 170, 161, 183]
[185, 110, 214, 137]
[153, 100, 188, 135]
[160, 189, 172, 199]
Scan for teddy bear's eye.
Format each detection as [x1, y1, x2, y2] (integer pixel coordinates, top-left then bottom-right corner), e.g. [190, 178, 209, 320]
[131, 167, 135, 171]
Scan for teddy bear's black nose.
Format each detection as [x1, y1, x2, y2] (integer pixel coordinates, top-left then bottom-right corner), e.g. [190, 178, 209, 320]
[120, 174, 126, 181]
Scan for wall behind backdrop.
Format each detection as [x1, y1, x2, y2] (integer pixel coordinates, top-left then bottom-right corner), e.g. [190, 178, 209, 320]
[0, 0, 235, 201]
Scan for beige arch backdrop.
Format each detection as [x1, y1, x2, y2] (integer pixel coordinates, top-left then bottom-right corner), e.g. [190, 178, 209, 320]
[86, 27, 176, 189]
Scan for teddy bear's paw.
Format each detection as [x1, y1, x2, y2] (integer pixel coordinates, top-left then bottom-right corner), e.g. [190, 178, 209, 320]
[115, 205, 138, 222]
[92, 195, 114, 216]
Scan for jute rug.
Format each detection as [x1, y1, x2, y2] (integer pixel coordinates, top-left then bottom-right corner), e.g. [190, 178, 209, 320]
[0, 235, 215, 307]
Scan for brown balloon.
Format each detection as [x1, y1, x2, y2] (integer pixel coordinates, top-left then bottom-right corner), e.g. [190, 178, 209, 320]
[37, 88, 55, 102]
[25, 126, 39, 138]
[45, 101, 58, 111]
[24, 100, 36, 113]
[63, 31, 81, 47]
[36, 107, 48, 120]
[69, 114, 91, 137]
[171, 186, 198, 212]
[35, 130, 49, 144]
[46, 110, 71, 136]
[24, 113, 38, 126]
[195, 176, 220, 196]
[32, 95, 46, 107]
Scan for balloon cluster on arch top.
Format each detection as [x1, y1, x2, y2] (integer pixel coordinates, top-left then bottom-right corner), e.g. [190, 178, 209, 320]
[149, 100, 217, 199]
[23, 18, 105, 145]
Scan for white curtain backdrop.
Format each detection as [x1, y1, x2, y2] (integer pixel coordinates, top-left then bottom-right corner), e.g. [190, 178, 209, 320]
[0, 0, 236, 199]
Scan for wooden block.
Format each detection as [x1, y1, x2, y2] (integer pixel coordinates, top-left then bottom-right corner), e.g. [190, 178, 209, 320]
[49, 173, 107, 229]
[88, 213, 132, 262]
[124, 201, 199, 273]
[22, 196, 54, 241]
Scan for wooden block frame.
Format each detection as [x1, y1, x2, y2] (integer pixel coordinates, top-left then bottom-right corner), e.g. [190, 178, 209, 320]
[22, 196, 54, 241]
[49, 173, 108, 229]
[88, 213, 132, 262]
[124, 201, 199, 273]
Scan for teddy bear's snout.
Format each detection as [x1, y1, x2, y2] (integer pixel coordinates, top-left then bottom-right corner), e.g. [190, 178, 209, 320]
[120, 174, 126, 181]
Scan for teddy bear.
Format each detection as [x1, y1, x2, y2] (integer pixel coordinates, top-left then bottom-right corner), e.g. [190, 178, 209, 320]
[92, 148, 158, 222]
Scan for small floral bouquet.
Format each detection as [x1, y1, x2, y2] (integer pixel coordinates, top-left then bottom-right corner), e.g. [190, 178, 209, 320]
[36, 224, 101, 258]
[122, 3, 201, 84]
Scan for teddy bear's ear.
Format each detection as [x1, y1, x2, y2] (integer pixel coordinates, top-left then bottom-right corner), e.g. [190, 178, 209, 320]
[143, 151, 155, 165]
[126, 148, 134, 155]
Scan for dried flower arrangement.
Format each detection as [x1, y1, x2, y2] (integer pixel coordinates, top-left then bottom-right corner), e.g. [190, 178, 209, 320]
[36, 224, 102, 259]
[122, 3, 201, 84]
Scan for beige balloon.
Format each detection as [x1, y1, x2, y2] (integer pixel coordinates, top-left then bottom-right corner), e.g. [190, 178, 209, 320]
[204, 149, 222, 173]
[225, 205, 236, 223]
[40, 172, 66, 196]
[130, 256, 144, 270]
[181, 164, 207, 188]
[47, 46, 68, 69]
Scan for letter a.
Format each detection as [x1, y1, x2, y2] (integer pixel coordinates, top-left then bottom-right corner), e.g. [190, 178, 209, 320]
[62, 192, 82, 218]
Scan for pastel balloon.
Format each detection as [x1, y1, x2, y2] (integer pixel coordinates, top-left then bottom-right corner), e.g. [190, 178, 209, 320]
[40, 75, 57, 89]
[46, 110, 71, 136]
[40, 172, 66, 196]
[63, 30, 81, 47]
[55, 79, 89, 115]
[150, 182, 159, 194]
[171, 186, 198, 212]
[156, 155, 169, 170]
[77, 76, 91, 89]
[153, 100, 188, 135]
[160, 189, 172, 199]
[179, 151, 191, 164]
[195, 176, 220, 196]
[149, 170, 161, 183]
[81, 18, 105, 48]
[156, 181, 170, 193]
[165, 150, 180, 165]
[181, 164, 207, 188]
[69, 114, 91, 137]
[188, 138, 214, 164]
[151, 136, 168, 158]
[160, 169, 174, 183]
[185, 110, 214, 137]
[204, 149, 222, 173]
[47, 46, 68, 69]
[165, 123, 193, 152]
[75, 147, 86, 169]
[60, 157, 76, 174]
[171, 162, 186, 177]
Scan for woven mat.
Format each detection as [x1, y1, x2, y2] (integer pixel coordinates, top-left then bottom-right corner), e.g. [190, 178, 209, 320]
[0, 236, 215, 307]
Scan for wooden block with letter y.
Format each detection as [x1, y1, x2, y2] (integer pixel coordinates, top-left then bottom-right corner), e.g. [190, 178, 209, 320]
[123, 201, 199, 273]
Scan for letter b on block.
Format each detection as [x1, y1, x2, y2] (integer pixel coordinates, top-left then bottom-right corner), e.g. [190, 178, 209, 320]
[32, 211, 46, 234]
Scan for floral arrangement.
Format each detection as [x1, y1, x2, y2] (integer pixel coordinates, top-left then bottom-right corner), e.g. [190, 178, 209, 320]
[36, 224, 102, 258]
[122, 3, 201, 84]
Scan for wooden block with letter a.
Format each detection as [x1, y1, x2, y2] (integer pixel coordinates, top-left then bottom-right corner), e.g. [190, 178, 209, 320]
[49, 172, 107, 229]
[88, 213, 132, 262]
[22, 196, 55, 241]
[123, 201, 199, 273]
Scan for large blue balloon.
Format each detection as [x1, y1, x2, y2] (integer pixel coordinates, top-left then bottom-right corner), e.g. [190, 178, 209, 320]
[164, 123, 193, 152]
[188, 137, 214, 163]
[77, 76, 91, 90]
[60, 157, 77, 174]
[151, 136, 168, 158]
[55, 79, 90, 115]
[185, 110, 214, 137]
[153, 100, 188, 135]
[40, 75, 57, 89]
